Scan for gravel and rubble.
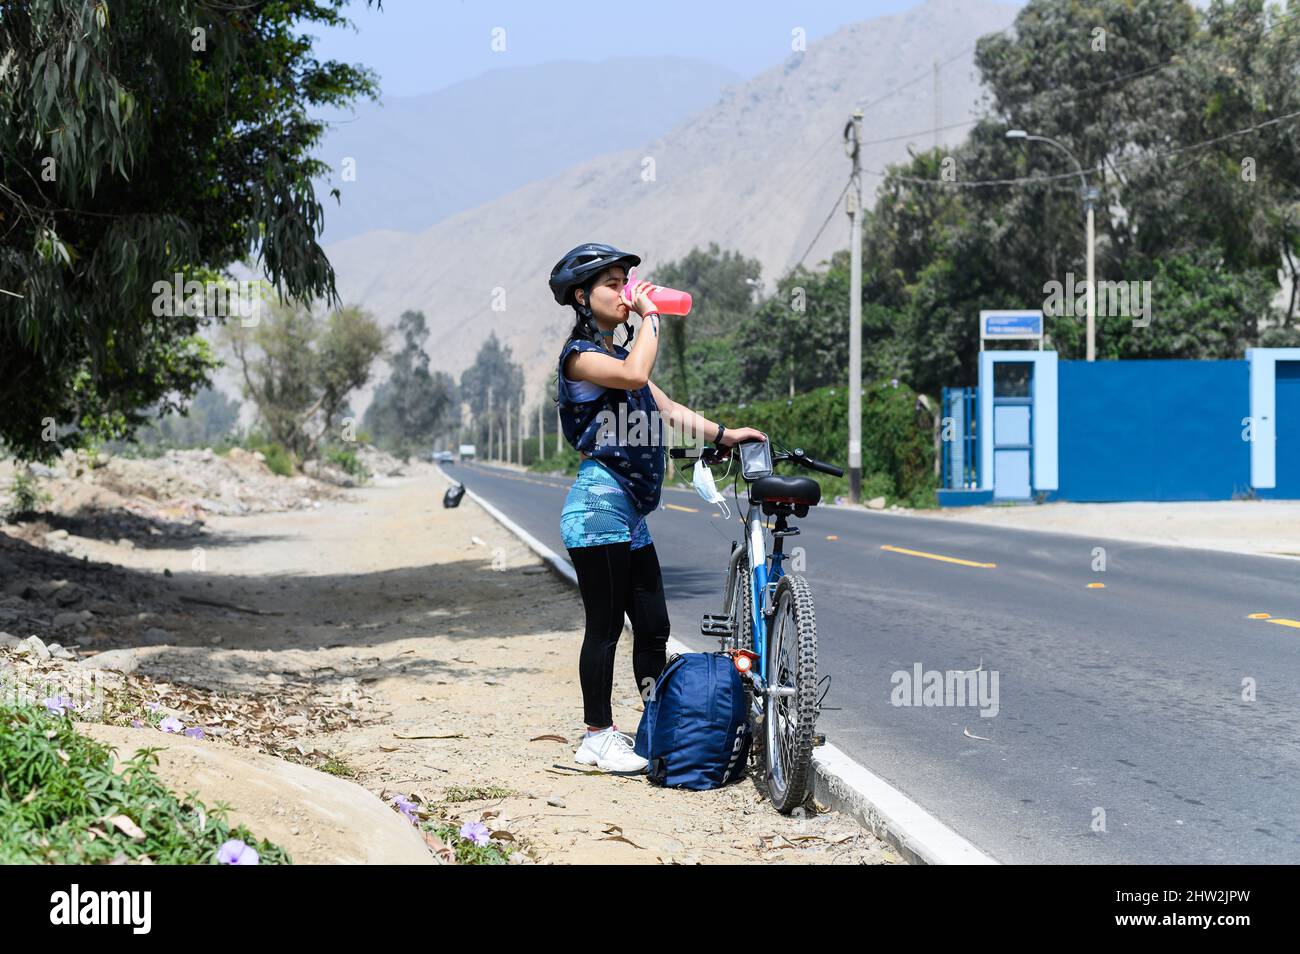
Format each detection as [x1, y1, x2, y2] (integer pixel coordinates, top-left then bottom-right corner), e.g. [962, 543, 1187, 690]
[3, 446, 347, 525]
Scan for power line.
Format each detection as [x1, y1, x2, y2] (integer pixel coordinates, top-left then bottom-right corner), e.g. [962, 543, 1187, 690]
[779, 9, 1300, 264]
[870, 106, 1300, 189]
[795, 177, 852, 269]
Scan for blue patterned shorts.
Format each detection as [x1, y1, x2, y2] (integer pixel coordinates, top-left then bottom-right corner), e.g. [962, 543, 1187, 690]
[561, 459, 652, 550]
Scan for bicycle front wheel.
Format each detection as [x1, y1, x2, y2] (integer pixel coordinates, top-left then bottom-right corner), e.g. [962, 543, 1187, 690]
[763, 573, 818, 813]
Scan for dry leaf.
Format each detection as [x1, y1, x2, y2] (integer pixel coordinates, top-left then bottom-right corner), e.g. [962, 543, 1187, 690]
[529, 734, 569, 743]
[422, 830, 456, 864]
[393, 730, 464, 740]
[105, 814, 146, 841]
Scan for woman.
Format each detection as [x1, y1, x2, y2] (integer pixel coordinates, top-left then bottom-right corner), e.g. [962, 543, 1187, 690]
[549, 242, 766, 773]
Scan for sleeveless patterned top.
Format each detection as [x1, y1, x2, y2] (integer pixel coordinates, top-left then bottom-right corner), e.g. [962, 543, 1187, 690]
[556, 338, 664, 516]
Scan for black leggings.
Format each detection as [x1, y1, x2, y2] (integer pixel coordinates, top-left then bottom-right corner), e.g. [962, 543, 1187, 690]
[567, 541, 670, 729]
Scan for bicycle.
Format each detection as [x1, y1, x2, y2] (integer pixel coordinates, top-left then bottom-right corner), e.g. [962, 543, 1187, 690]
[668, 436, 843, 813]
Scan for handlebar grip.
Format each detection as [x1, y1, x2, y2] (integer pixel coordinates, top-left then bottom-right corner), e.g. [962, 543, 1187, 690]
[808, 458, 844, 477]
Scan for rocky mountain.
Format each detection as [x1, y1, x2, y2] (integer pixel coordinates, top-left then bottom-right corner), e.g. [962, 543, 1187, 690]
[312, 56, 743, 244]
[322, 0, 1020, 416]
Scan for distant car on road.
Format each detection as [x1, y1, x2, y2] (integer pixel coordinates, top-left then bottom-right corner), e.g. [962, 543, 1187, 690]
[430, 450, 454, 463]
[457, 443, 477, 463]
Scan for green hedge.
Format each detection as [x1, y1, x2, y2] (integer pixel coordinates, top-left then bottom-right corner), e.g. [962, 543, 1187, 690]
[696, 379, 936, 507]
[528, 379, 936, 508]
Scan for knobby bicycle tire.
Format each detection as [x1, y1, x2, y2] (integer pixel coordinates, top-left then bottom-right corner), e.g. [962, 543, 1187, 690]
[764, 573, 818, 813]
[728, 552, 753, 653]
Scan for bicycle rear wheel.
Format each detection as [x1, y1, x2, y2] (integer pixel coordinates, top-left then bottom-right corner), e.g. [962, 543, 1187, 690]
[727, 552, 753, 653]
[763, 573, 818, 813]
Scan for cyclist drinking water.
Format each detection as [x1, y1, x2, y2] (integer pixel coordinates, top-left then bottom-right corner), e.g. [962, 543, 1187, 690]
[548, 242, 766, 773]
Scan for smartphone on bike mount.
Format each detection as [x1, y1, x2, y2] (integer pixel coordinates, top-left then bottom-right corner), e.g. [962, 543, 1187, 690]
[738, 437, 773, 481]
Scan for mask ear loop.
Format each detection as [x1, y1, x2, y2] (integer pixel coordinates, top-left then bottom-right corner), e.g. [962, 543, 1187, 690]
[712, 449, 734, 520]
[664, 449, 736, 544]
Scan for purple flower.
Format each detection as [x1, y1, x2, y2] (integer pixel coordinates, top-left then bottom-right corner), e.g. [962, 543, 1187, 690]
[184, 727, 205, 740]
[459, 821, 490, 846]
[43, 694, 73, 716]
[217, 839, 259, 865]
[145, 701, 161, 712]
[890, 378, 899, 389]
[131, 718, 145, 728]
[392, 796, 418, 824]
[159, 716, 183, 733]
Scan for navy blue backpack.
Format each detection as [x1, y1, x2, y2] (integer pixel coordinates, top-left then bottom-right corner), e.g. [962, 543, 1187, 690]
[634, 652, 752, 790]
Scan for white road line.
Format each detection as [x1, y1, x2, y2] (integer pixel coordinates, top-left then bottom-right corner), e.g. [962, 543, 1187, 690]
[439, 464, 1000, 865]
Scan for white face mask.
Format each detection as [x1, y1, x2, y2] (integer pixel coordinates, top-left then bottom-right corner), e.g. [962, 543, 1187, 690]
[692, 459, 732, 519]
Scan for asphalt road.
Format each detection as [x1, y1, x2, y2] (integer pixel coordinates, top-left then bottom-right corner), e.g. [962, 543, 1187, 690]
[443, 459, 1300, 864]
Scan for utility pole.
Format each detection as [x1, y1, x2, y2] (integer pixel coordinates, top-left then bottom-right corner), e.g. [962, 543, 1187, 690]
[844, 108, 864, 504]
[487, 385, 493, 460]
[505, 395, 512, 465]
[1085, 190, 1097, 362]
[518, 396, 524, 465]
[538, 398, 545, 462]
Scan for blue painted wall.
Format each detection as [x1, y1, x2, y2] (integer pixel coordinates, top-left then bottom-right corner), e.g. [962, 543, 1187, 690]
[1057, 360, 1251, 501]
[1276, 361, 1300, 498]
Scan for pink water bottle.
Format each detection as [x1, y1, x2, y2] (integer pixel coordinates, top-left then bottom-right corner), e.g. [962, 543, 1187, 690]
[621, 266, 692, 316]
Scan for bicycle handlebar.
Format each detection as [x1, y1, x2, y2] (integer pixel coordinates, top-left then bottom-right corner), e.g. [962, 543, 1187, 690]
[787, 450, 844, 478]
[669, 441, 844, 478]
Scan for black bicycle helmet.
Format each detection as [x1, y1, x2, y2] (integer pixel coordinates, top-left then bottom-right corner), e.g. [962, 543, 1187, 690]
[548, 242, 641, 310]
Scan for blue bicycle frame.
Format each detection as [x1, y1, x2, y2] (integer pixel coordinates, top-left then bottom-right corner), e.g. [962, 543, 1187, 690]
[740, 503, 793, 685]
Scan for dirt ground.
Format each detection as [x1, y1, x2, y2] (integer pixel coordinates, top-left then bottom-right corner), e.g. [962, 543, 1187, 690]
[43, 462, 893, 865]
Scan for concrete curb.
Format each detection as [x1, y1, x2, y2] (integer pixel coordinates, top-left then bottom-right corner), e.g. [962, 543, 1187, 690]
[438, 465, 999, 865]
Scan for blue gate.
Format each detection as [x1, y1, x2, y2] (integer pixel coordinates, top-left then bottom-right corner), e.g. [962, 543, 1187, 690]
[1277, 361, 1300, 497]
[941, 386, 979, 489]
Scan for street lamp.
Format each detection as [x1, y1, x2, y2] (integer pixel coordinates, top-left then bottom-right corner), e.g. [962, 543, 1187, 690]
[1006, 129, 1100, 361]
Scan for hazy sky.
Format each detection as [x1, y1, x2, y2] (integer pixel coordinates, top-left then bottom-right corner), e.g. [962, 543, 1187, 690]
[308, 0, 927, 98]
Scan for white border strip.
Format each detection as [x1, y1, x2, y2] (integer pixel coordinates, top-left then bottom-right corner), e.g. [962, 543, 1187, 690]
[438, 464, 999, 865]
[811, 744, 996, 865]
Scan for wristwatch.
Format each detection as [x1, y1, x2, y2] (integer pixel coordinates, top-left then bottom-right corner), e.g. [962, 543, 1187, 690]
[714, 423, 726, 446]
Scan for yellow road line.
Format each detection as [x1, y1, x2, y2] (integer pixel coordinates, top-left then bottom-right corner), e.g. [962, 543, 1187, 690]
[1266, 618, 1300, 629]
[880, 544, 996, 569]
[664, 503, 698, 513]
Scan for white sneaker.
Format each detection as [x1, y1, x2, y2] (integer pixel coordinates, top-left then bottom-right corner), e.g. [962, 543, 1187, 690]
[575, 727, 648, 773]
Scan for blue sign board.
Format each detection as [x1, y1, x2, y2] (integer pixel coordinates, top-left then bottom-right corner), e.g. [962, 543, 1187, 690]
[980, 310, 1044, 349]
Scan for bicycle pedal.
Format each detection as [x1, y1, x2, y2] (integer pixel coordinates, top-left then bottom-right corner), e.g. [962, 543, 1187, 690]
[700, 613, 732, 638]
[772, 527, 801, 537]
